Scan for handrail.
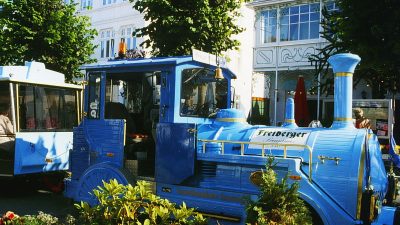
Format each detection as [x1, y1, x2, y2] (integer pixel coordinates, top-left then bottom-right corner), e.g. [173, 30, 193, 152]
[0, 134, 15, 137]
[198, 139, 313, 182]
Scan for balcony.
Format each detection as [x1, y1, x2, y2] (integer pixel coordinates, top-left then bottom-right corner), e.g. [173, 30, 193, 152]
[253, 41, 327, 71]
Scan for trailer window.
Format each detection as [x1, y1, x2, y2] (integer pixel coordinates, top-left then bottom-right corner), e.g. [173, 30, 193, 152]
[180, 68, 228, 117]
[0, 83, 11, 116]
[18, 85, 78, 131]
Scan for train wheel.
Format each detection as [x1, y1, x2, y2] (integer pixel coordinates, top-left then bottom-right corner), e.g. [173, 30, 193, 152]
[385, 173, 397, 206]
[75, 162, 135, 206]
[304, 201, 324, 225]
[42, 171, 67, 193]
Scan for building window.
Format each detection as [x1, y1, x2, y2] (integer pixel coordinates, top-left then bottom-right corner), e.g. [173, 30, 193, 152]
[261, 9, 277, 43]
[80, 0, 92, 10]
[280, 3, 320, 41]
[326, 1, 339, 12]
[250, 97, 270, 125]
[103, 0, 117, 5]
[120, 26, 137, 50]
[100, 29, 115, 58]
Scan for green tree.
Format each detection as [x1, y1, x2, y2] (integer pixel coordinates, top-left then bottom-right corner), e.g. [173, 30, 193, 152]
[311, 0, 400, 98]
[246, 157, 312, 225]
[0, 0, 97, 82]
[130, 0, 247, 57]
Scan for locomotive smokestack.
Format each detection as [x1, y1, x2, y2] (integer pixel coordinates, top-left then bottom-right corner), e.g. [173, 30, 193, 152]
[327, 53, 361, 129]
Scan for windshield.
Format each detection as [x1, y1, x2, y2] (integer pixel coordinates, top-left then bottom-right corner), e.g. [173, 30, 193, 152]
[180, 68, 228, 117]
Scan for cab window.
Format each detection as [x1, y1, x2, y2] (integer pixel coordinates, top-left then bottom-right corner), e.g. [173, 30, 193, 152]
[87, 73, 102, 119]
[180, 68, 227, 117]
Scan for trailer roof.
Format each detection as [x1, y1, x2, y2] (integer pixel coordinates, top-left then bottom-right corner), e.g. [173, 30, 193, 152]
[0, 61, 81, 89]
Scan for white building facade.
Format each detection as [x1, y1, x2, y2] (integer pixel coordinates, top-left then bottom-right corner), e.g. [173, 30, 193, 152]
[248, 0, 394, 142]
[77, 0, 145, 61]
[247, 0, 368, 126]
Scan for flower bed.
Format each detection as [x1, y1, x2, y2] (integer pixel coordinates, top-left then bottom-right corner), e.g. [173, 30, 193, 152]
[0, 211, 75, 225]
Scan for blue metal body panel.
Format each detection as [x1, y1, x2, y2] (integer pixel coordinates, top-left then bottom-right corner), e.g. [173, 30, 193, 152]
[69, 126, 90, 180]
[372, 206, 397, 225]
[368, 132, 388, 199]
[84, 119, 125, 168]
[66, 120, 125, 183]
[156, 122, 196, 184]
[157, 158, 300, 223]
[14, 132, 72, 175]
[157, 183, 247, 222]
[157, 154, 359, 225]
[194, 107, 392, 224]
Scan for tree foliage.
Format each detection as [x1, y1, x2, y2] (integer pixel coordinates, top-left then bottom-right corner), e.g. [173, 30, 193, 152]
[130, 0, 247, 57]
[311, 0, 400, 98]
[0, 0, 97, 82]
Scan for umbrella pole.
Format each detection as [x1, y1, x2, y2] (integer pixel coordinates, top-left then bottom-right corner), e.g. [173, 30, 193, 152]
[274, 47, 278, 126]
[317, 73, 321, 121]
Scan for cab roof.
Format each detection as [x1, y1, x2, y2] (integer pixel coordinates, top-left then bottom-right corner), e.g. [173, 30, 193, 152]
[81, 56, 237, 79]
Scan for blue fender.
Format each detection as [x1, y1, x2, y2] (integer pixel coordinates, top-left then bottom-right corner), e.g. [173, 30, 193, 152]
[74, 162, 134, 205]
[372, 206, 398, 225]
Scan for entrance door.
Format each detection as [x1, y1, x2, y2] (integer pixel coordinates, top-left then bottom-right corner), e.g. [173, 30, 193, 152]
[80, 72, 125, 168]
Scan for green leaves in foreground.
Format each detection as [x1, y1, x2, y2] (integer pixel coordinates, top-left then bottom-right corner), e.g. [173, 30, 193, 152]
[246, 157, 312, 225]
[75, 180, 207, 225]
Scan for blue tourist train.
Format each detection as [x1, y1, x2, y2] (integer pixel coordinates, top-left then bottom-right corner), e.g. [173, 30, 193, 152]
[64, 52, 399, 224]
[0, 62, 82, 186]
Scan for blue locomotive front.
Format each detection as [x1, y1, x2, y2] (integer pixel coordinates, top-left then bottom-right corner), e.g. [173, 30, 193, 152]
[155, 53, 398, 224]
[65, 53, 399, 224]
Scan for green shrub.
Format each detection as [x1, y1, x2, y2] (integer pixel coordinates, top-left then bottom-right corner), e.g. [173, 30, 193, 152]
[246, 157, 312, 225]
[75, 179, 207, 225]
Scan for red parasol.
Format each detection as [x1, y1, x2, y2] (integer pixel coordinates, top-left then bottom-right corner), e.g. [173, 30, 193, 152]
[294, 75, 310, 127]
